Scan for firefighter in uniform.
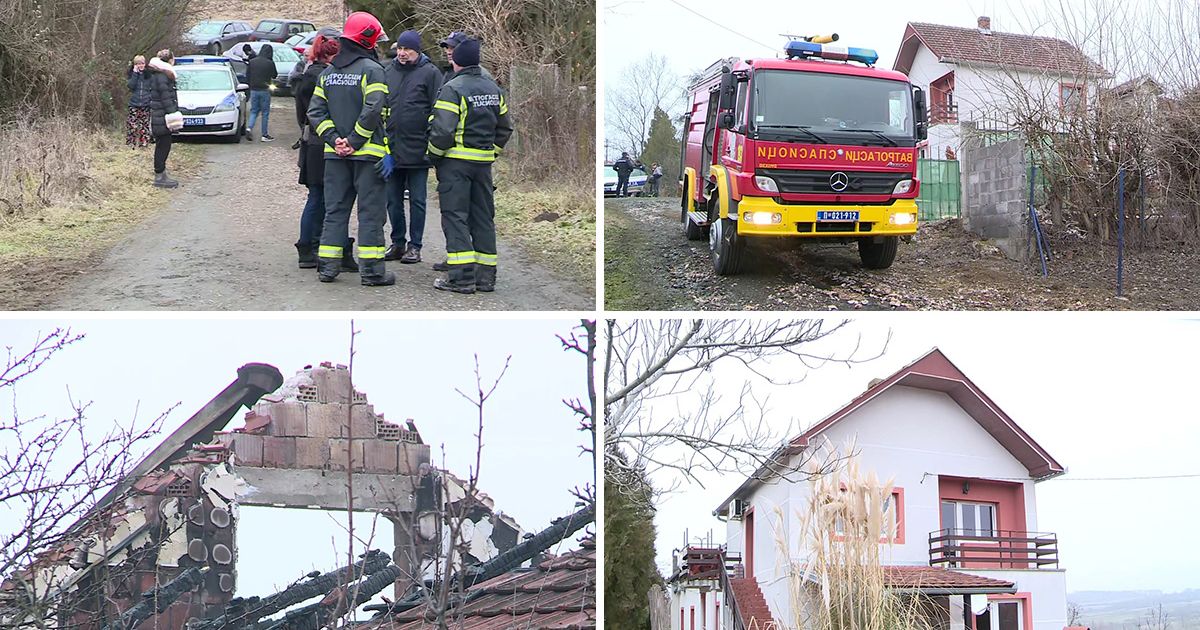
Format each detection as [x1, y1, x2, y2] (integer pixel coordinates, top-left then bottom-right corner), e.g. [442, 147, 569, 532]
[307, 11, 395, 286]
[428, 37, 512, 293]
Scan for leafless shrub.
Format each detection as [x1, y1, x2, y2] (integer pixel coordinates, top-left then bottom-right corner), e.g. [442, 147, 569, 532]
[0, 0, 192, 125]
[0, 116, 106, 218]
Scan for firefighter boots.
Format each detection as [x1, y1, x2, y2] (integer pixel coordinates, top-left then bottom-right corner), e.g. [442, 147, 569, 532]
[475, 265, 496, 292]
[296, 243, 318, 269]
[341, 238, 359, 272]
[433, 263, 476, 294]
[317, 257, 340, 282]
[153, 171, 179, 189]
[432, 260, 450, 272]
[360, 260, 396, 286]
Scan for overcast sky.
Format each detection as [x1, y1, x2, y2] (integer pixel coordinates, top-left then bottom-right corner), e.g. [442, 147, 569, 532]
[634, 314, 1200, 595]
[0, 317, 593, 599]
[600, 0, 1164, 156]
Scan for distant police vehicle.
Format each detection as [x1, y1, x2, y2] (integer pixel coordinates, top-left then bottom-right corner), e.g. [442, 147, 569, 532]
[173, 56, 250, 141]
[602, 163, 648, 197]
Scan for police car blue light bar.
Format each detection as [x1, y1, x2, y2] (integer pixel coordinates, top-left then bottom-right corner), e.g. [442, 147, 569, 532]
[784, 40, 879, 66]
[175, 56, 233, 64]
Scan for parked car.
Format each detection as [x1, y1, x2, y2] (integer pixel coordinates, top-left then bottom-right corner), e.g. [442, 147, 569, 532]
[172, 56, 249, 142]
[224, 42, 304, 94]
[183, 20, 253, 55]
[602, 164, 647, 197]
[248, 19, 316, 43]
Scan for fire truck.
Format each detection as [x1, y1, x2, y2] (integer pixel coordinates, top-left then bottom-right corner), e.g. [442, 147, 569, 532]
[680, 36, 928, 273]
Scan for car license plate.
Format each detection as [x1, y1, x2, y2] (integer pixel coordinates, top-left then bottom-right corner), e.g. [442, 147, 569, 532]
[183, 117, 205, 127]
[817, 211, 859, 222]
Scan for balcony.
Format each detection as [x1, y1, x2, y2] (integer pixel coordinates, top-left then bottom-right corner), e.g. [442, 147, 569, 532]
[929, 528, 1059, 570]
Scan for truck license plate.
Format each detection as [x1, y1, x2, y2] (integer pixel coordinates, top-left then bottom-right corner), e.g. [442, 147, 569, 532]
[817, 211, 859, 222]
[183, 117, 205, 127]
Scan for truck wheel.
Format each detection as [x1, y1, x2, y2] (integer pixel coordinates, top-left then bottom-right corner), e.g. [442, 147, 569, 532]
[710, 217, 746, 275]
[858, 236, 899, 269]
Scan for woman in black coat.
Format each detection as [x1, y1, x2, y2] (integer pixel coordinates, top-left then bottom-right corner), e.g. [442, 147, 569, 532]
[292, 32, 356, 271]
[146, 49, 180, 188]
[125, 55, 152, 148]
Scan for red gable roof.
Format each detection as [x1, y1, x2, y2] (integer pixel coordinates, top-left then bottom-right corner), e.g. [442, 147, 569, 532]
[894, 22, 1108, 78]
[715, 348, 1064, 515]
[883, 566, 1015, 593]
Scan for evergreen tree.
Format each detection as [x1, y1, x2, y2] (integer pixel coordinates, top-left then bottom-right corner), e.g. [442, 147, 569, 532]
[639, 107, 681, 197]
[604, 450, 660, 630]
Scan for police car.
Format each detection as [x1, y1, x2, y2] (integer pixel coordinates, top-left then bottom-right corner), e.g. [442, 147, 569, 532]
[173, 56, 249, 141]
[602, 163, 647, 197]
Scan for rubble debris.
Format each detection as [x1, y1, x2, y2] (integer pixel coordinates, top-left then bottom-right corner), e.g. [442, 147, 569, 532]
[261, 564, 406, 630]
[101, 567, 208, 630]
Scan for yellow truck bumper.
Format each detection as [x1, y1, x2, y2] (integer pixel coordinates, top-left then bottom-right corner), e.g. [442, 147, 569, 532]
[734, 197, 919, 237]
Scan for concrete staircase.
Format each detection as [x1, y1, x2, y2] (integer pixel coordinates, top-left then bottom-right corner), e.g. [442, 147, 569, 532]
[728, 577, 776, 629]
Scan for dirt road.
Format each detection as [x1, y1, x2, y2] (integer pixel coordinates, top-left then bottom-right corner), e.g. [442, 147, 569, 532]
[605, 197, 1200, 311]
[45, 99, 590, 311]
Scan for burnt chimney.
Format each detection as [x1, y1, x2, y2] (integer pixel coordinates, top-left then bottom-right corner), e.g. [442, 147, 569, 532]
[977, 16, 992, 32]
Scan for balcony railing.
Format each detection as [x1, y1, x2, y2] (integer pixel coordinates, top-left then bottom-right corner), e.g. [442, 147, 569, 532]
[929, 528, 1059, 569]
[931, 102, 959, 124]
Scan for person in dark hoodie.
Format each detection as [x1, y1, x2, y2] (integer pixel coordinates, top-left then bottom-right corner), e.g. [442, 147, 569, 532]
[291, 30, 358, 273]
[246, 44, 278, 141]
[146, 49, 180, 188]
[307, 11, 394, 286]
[126, 55, 152, 148]
[382, 30, 442, 264]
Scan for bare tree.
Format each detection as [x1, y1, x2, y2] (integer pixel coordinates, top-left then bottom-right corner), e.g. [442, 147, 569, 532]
[1066, 601, 1084, 626]
[606, 53, 684, 159]
[558, 319, 597, 503]
[603, 319, 887, 499]
[0, 328, 171, 628]
[1138, 603, 1172, 630]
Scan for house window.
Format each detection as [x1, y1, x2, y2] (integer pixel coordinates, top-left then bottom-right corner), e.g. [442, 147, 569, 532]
[940, 500, 996, 537]
[1060, 82, 1085, 113]
[977, 599, 1025, 630]
[929, 72, 957, 124]
[834, 488, 904, 542]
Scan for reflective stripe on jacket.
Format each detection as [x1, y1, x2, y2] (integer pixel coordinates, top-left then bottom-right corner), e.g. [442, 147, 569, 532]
[427, 66, 512, 164]
[307, 40, 389, 162]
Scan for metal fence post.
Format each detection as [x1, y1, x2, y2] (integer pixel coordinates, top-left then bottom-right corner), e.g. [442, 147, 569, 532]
[1029, 162, 1047, 277]
[1117, 168, 1126, 297]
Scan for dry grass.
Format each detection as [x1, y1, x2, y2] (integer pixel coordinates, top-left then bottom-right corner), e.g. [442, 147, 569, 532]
[0, 117, 203, 309]
[184, 0, 344, 29]
[773, 445, 935, 630]
[492, 164, 596, 289]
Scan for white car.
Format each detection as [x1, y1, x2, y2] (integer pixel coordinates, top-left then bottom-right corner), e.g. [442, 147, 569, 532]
[602, 164, 648, 197]
[173, 56, 249, 141]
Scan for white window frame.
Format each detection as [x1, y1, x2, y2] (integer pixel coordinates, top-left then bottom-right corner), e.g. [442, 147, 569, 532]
[941, 500, 996, 537]
[987, 599, 1024, 630]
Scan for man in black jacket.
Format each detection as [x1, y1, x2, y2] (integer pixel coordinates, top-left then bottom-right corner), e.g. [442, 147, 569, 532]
[612, 152, 639, 197]
[428, 38, 512, 294]
[383, 30, 443, 264]
[246, 44, 278, 141]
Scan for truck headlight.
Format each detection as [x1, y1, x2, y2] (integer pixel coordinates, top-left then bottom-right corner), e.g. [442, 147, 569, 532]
[743, 212, 782, 225]
[754, 176, 779, 193]
[892, 179, 915, 195]
[889, 212, 916, 225]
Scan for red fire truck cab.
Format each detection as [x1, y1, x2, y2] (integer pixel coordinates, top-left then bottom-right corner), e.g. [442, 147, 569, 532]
[680, 37, 928, 273]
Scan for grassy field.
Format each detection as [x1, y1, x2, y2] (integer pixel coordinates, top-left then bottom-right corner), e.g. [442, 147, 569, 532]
[0, 120, 204, 309]
[486, 161, 595, 292]
[603, 198, 680, 311]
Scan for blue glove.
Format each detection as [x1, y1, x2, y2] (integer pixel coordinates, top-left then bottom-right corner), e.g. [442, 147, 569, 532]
[375, 154, 395, 179]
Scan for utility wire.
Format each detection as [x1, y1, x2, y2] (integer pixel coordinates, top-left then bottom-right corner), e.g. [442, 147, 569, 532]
[924, 472, 1200, 482]
[664, 0, 778, 54]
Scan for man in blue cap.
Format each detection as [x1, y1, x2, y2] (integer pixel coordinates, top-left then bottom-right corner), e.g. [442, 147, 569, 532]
[427, 37, 512, 294]
[383, 29, 443, 265]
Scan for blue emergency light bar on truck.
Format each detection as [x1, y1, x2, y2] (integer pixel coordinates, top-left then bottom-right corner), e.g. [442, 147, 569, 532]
[784, 40, 879, 66]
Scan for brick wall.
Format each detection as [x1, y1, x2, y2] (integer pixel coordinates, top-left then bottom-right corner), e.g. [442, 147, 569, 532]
[961, 128, 1031, 261]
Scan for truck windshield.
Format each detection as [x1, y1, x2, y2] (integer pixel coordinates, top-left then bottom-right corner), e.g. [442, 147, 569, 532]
[751, 70, 915, 146]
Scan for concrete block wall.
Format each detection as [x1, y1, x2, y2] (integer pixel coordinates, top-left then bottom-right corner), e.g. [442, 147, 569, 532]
[962, 132, 1031, 261]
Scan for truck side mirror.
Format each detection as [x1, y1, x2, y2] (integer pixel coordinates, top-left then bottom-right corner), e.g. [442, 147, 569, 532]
[718, 112, 736, 130]
[913, 86, 928, 140]
[718, 68, 735, 112]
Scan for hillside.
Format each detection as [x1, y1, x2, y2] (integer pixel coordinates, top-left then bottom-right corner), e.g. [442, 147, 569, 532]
[1072, 589, 1200, 629]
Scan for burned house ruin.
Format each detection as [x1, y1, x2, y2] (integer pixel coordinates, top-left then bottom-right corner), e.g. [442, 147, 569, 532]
[0, 362, 593, 630]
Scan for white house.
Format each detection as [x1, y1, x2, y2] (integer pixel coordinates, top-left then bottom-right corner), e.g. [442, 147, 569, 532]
[893, 17, 1109, 160]
[691, 348, 1069, 630]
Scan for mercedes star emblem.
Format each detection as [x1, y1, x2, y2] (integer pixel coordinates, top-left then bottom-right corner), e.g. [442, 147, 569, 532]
[829, 172, 849, 192]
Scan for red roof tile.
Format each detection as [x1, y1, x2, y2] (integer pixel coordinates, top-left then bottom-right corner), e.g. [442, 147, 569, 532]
[364, 544, 596, 630]
[882, 566, 1015, 591]
[899, 22, 1107, 77]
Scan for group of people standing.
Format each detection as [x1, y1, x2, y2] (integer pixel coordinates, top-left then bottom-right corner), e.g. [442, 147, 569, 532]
[125, 50, 183, 188]
[124, 12, 513, 295]
[297, 12, 512, 293]
[612, 151, 663, 197]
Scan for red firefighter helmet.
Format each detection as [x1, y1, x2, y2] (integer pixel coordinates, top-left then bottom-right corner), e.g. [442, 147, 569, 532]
[343, 11, 384, 49]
